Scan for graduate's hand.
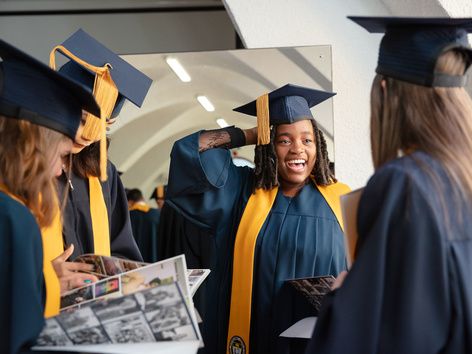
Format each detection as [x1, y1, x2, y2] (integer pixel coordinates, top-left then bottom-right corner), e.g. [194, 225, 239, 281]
[243, 127, 258, 145]
[331, 270, 348, 290]
[52, 244, 99, 294]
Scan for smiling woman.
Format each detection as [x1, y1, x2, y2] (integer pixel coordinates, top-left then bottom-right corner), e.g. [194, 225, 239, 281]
[275, 120, 319, 195]
[108, 45, 335, 198]
[165, 83, 350, 354]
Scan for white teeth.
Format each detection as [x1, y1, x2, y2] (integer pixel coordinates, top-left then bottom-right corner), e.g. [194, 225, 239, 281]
[288, 159, 306, 164]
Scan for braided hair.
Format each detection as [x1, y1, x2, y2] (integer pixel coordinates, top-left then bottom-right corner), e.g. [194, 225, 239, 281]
[253, 119, 336, 191]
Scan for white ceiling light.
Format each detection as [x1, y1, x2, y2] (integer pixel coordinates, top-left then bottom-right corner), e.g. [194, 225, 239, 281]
[166, 57, 191, 82]
[197, 95, 215, 112]
[216, 118, 229, 128]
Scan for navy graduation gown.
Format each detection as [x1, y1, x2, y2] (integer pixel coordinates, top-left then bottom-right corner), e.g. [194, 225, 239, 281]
[0, 192, 44, 354]
[168, 132, 346, 354]
[157, 201, 214, 269]
[58, 161, 142, 261]
[129, 207, 160, 263]
[157, 201, 216, 353]
[307, 151, 472, 354]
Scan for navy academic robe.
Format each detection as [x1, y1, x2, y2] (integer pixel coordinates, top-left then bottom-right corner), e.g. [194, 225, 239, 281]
[157, 200, 216, 352]
[0, 192, 44, 354]
[307, 151, 472, 354]
[58, 161, 142, 261]
[129, 207, 160, 263]
[168, 132, 347, 354]
[157, 202, 214, 269]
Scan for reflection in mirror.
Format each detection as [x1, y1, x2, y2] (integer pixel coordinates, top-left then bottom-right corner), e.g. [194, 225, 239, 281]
[109, 46, 334, 199]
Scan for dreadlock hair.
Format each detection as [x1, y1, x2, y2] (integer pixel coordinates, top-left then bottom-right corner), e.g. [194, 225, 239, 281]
[253, 119, 336, 191]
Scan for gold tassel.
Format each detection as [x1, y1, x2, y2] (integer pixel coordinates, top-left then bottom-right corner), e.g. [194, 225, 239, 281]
[157, 185, 164, 199]
[256, 93, 270, 145]
[50, 46, 119, 181]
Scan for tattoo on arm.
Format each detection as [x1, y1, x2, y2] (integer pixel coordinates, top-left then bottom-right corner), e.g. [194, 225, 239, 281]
[198, 130, 231, 152]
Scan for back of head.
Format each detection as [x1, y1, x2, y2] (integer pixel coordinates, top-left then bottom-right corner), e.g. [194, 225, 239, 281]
[0, 115, 69, 227]
[0, 39, 99, 227]
[370, 49, 472, 199]
[348, 16, 472, 199]
[127, 188, 144, 203]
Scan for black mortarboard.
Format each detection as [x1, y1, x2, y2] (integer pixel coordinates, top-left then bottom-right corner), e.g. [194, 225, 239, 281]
[150, 185, 167, 200]
[348, 16, 472, 87]
[58, 61, 126, 118]
[233, 84, 335, 145]
[0, 39, 99, 139]
[55, 29, 152, 116]
[49, 29, 153, 181]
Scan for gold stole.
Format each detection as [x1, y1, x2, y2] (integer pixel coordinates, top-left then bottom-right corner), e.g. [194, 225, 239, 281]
[129, 203, 151, 213]
[41, 203, 63, 318]
[88, 176, 111, 256]
[226, 182, 350, 354]
[42, 177, 110, 316]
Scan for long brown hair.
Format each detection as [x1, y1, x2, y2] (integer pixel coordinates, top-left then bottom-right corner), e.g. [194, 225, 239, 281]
[0, 116, 70, 227]
[254, 119, 335, 190]
[71, 138, 110, 178]
[370, 49, 472, 199]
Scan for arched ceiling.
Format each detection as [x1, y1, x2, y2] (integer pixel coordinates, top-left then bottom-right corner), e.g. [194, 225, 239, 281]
[109, 46, 335, 198]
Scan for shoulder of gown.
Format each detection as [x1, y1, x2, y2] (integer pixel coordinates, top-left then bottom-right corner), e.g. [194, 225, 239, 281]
[308, 153, 455, 354]
[0, 193, 45, 354]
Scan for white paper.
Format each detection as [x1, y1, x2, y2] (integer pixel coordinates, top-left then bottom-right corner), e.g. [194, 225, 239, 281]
[33, 340, 200, 354]
[279, 317, 317, 339]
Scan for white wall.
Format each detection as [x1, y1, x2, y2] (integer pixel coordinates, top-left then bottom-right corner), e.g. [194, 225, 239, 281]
[223, 0, 393, 189]
[0, 10, 236, 63]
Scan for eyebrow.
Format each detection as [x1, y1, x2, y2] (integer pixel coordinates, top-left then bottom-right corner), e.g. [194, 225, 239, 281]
[276, 131, 314, 138]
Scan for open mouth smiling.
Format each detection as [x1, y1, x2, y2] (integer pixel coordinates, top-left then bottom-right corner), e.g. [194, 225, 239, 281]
[286, 159, 307, 172]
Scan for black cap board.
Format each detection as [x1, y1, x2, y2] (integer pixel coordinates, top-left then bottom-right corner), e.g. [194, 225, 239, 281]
[0, 39, 99, 139]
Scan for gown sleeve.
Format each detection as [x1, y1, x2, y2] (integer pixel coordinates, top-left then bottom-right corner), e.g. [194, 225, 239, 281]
[306, 164, 451, 354]
[0, 198, 44, 354]
[107, 162, 143, 261]
[167, 131, 252, 230]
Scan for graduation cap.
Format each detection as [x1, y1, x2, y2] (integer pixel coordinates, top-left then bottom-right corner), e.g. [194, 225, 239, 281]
[0, 39, 99, 139]
[348, 16, 472, 87]
[233, 84, 335, 145]
[150, 185, 167, 200]
[49, 29, 153, 180]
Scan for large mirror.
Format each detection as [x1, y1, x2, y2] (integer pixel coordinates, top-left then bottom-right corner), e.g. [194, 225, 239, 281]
[109, 46, 334, 199]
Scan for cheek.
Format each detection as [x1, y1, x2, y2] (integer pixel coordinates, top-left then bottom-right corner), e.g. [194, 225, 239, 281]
[308, 147, 317, 165]
[275, 145, 286, 161]
[49, 154, 62, 177]
[75, 124, 85, 142]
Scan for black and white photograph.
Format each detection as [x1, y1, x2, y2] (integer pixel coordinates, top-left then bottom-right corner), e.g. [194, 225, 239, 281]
[102, 313, 155, 343]
[60, 283, 95, 310]
[146, 302, 194, 339]
[137, 282, 180, 313]
[154, 325, 198, 342]
[36, 319, 72, 346]
[67, 326, 110, 345]
[92, 295, 141, 322]
[54, 307, 110, 345]
[56, 307, 102, 332]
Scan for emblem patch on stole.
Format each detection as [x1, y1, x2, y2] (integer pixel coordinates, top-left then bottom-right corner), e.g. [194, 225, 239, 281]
[229, 335, 246, 354]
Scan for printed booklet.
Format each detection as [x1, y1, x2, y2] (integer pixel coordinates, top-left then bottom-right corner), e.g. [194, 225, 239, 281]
[34, 255, 209, 349]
